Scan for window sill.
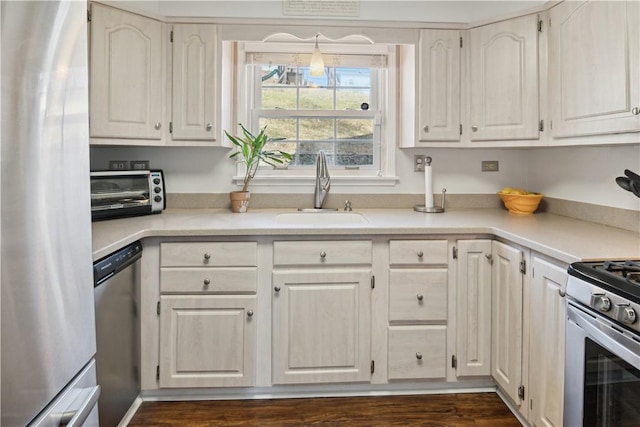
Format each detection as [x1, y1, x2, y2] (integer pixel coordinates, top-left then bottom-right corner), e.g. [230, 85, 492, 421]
[233, 175, 399, 187]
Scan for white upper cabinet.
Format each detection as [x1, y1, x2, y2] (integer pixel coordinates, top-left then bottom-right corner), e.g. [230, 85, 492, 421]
[417, 30, 461, 143]
[549, 0, 640, 138]
[469, 14, 540, 141]
[171, 24, 220, 142]
[90, 3, 164, 142]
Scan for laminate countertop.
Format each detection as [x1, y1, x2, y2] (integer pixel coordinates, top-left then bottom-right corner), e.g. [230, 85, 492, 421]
[91, 208, 640, 264]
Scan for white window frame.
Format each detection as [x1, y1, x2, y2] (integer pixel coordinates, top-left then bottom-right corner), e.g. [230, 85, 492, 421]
[232, 41, 399, 187]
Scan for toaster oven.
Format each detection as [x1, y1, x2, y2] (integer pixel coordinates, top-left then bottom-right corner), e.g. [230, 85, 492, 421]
[90, 170, 165, 221]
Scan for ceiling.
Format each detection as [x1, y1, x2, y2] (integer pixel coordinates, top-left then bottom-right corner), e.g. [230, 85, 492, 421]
[121, 1, 548, 24]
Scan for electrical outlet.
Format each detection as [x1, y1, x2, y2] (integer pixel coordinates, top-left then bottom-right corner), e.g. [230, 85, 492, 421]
[482, 160, 499, 172]
[108, 160, 129, 170]
[414, 155, 425, 172]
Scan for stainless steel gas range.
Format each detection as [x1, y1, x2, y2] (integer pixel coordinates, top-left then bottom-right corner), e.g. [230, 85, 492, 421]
[565, 260, 640, 427]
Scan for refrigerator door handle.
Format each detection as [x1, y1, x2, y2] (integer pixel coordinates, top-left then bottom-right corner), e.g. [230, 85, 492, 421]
[59, 385, 100, 427]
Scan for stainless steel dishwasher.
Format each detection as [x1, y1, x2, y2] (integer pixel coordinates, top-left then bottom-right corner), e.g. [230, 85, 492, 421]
[93, 241, 142, 427]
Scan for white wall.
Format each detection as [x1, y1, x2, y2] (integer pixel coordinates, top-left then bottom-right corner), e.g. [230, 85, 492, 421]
[527, 145, 640, 211]
[91, 144, 640, 211]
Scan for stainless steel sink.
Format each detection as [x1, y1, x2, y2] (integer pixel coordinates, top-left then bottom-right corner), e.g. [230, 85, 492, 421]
[275, 212, 368, 224]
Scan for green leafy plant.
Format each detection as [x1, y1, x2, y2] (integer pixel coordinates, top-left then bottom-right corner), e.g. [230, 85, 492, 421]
[225, 123, 292, 192]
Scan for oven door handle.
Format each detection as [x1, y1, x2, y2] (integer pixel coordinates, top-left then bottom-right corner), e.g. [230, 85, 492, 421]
[568, 302, 640, 369]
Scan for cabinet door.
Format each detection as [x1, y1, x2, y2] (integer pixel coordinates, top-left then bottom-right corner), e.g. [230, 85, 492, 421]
[171, 24, 219, 141]
[456, 240, 492, 377]
[159, 295, 256, 387]
[417, 30, 461, 142]
[469, 14, 539, 141]
[549, 0, 640, 137]
[272, 269, 371, 384]
[90, 3, 164, 140]
[529, 256, 568, 427]
[491, 241, 524, 406]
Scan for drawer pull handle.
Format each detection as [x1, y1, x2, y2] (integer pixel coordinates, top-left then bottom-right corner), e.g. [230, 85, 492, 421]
[417, 250, 424, 258]
[203, 253, 211, 260]
[320, 251, 327, 259]
[417, 294, 424, 301]
[416, 352, 423, 360]
[274, 286, 281, 292]
[203, 278, 211, 286]
[247, 310, 254, 317]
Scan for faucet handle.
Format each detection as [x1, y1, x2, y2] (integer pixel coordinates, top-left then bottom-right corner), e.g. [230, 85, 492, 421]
[344, 200, 352, 211]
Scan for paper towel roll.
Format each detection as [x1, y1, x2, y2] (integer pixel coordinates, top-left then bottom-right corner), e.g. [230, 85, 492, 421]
[425, 163, 434, 208]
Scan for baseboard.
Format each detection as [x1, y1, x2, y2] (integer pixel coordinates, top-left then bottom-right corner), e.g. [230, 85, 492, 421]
[139, 380, 496, 402]
[496, 387, 529, 427]
[118, 397, 143, 427]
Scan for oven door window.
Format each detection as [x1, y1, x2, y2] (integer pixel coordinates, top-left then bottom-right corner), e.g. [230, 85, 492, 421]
[584, 337, 640, 427]
[91, 175, 150, 212]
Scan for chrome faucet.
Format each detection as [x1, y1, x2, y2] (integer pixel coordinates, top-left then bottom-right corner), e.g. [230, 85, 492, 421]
[314, 150, 331, 209]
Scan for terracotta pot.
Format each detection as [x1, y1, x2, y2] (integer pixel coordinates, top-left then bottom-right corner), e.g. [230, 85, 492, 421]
[230, 191, 250, 213]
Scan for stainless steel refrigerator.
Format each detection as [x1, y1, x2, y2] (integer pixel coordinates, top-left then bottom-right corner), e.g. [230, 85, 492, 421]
[2, 1, 100, 426]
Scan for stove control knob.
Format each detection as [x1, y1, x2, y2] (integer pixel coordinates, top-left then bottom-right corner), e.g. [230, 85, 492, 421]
[614, 304, 637, 325]
[590, 293, 611, 312]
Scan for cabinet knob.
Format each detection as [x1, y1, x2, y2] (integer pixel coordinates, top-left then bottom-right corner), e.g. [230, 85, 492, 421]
[558, 289, 566, 298]
[320, 251, 327, 259]
[155, 122, 162, 130]
[247, 309, 254, 317]
[632, 107, 640, 116]
[203, 253, 211, 260]
[471, 125, 478, 132]
[485, 253, 493, 263]
[416, 352, 423, 360]
[417, 250, 424, 258]
[206, 123, 213, 130]
[417, 294, 424, 301]
[203, 278, 211, 286]
[274, 286, 281, 292]
[423, 125, 429, 133]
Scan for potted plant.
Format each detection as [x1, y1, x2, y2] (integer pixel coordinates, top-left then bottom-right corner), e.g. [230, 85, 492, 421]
[225, 123, 292, 212]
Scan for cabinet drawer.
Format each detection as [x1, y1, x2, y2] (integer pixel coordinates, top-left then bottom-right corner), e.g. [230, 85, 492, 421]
[161, 268, 257, 293]
[389, 240, 448, 266]
[389, 269, 447, 322]
[388, 325, 447, 380]
[161, 242, 257, 267]
[273, 241, 372, 266]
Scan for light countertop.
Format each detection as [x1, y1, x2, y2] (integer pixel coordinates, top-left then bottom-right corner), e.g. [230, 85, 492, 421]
[91, 208, 640, 264]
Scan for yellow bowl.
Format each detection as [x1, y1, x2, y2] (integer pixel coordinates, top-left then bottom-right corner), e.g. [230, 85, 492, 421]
[497, 192, 544, 214]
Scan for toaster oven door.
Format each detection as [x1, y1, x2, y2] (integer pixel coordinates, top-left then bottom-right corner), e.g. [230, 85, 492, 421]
[91, 172, 152, 220]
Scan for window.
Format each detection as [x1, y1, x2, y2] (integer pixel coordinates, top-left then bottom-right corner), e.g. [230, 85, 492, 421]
[234, 41, 398, 186]
[258, 65, 378, 168]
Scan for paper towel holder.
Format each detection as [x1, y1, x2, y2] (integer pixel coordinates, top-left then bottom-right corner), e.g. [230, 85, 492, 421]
[414, 188, 446, 213]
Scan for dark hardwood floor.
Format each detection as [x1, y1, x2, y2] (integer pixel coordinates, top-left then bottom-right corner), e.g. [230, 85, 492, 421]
[128, 392, 522, 426]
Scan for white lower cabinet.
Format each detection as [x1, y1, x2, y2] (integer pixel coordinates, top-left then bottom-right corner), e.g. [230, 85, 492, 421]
[159, 295, 256, 387]
[454, 240, 492, 377]
[157, 241, 258, 388]
[387, 240, 449, 381]
[528, 254, 567, 427]
[491, 240, 526, 409]
[144, 235, 567, 408]
[271, 241, 373, 385]
[489, 241, 568, 426]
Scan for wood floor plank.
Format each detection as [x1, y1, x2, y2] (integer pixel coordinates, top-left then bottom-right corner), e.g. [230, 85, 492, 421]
[128, 393, 522, 426]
